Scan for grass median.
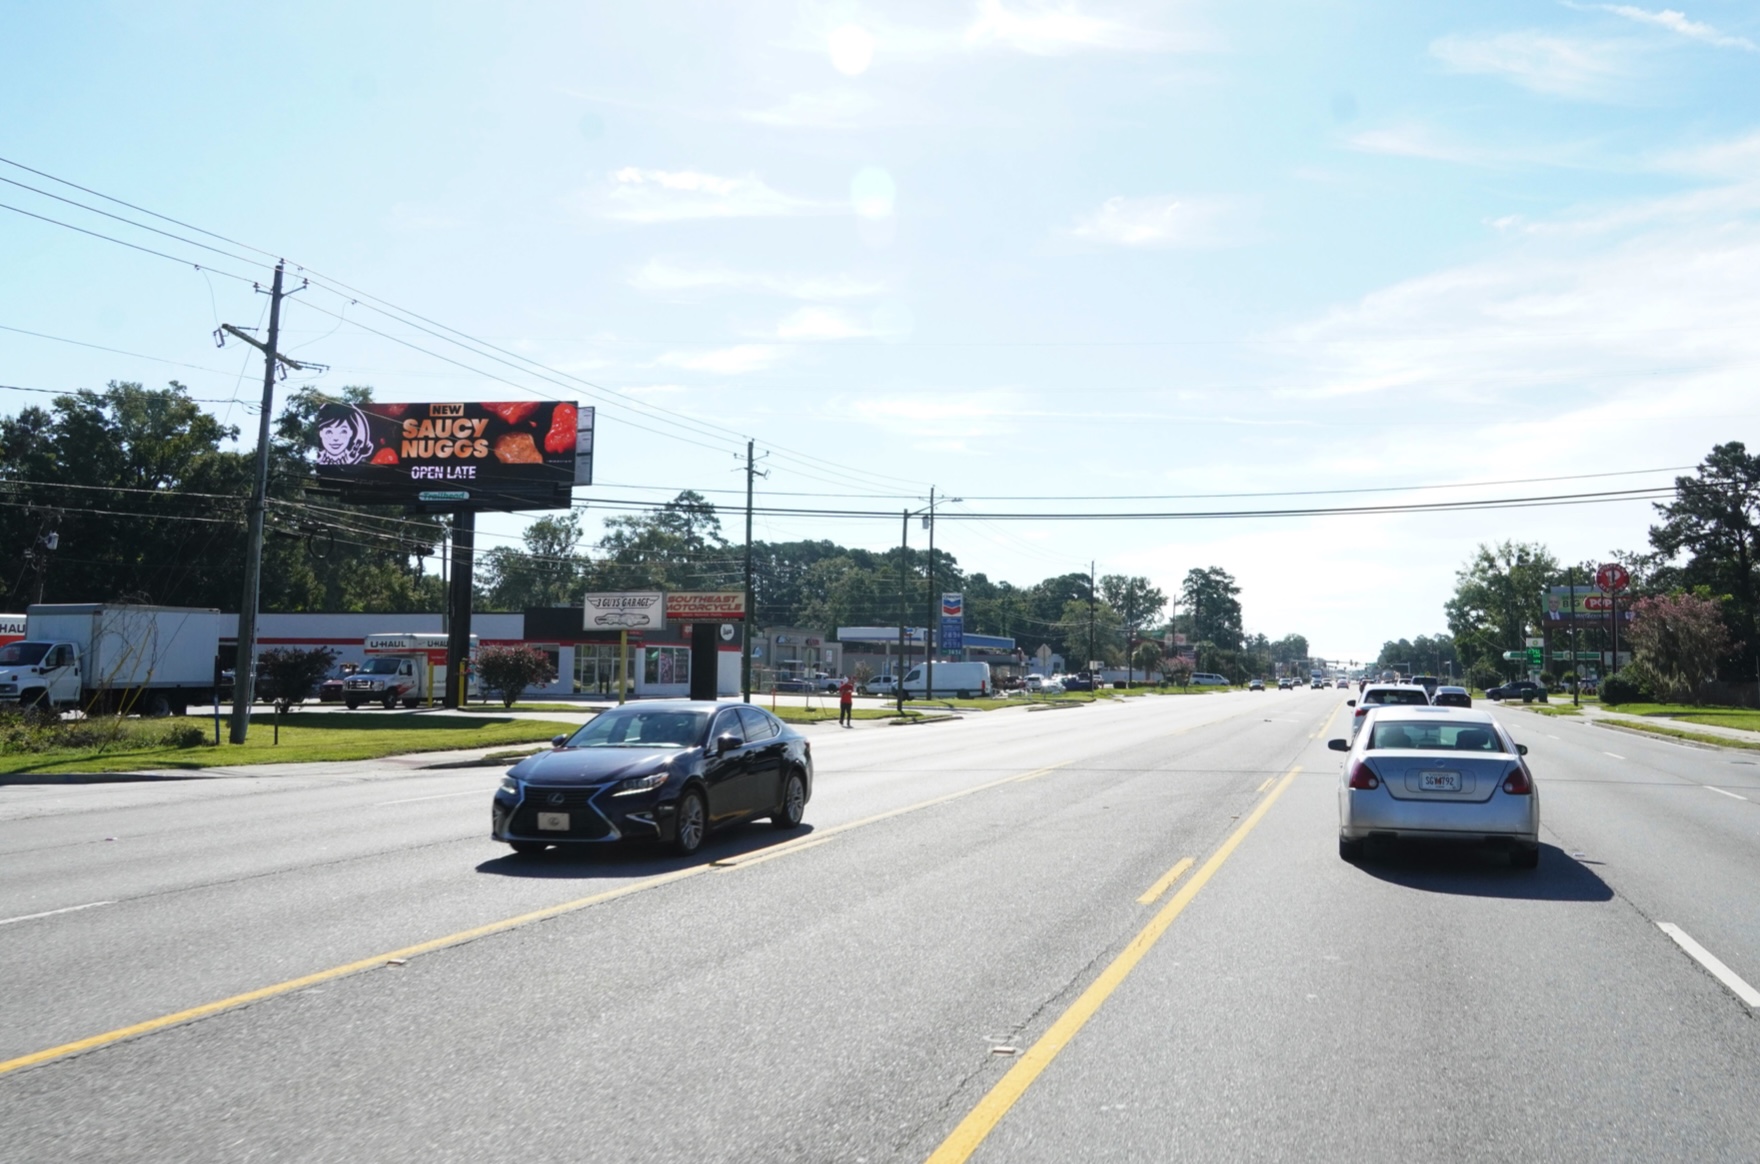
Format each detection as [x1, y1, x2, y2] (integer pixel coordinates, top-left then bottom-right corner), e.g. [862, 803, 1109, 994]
[1597, 702, 1760, 734]
[0, 711, 582, 776]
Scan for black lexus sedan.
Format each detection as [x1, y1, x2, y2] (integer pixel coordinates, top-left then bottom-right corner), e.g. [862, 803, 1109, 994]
[491, 700, 812, 856]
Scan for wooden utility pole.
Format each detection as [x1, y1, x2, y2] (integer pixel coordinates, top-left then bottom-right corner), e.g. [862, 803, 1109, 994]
[221, 262, 320, 744]
[743, 440, 756, 703]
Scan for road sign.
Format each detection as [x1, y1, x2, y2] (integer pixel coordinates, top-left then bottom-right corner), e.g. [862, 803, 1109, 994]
[417, 490, 470, 502]
[1502, 651, 1526, 661]
[1596, 562, 1630, 593]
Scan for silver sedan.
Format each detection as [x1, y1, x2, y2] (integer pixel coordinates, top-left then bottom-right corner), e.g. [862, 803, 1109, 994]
[1328, 706, 1539, 868]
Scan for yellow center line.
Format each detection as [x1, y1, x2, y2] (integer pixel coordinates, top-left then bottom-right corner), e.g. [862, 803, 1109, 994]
[924, 763, 1304, 1164]
[1135, 856, 1194, 905]
[0, 759, 1070, 1078]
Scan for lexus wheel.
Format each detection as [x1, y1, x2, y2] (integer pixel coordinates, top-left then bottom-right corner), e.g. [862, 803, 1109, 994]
[771, 771, 806, 830]
[672, 789, 707, 856]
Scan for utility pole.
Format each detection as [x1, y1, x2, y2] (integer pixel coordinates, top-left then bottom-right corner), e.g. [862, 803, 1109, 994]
[743, 440, 758, 703]
[1088, 560, 1097, 679]
[897, 509, 909, 716]
[218, 262, 320, 745]
[1569, 565, 1580, 706]
[926, 486, 936, 701]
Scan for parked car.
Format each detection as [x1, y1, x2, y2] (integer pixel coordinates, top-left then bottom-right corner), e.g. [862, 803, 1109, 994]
[1486, 679, 1549, 703]
[1248, 678, 1264, 691]
[1431, 685, 1472, 708]
[1061, 673, 1096, 692]
[1189, 672, 1229, 687]
[864, 674, 898, 696]
[492, 701, 812, 857]
[317, 663, 359, 703]
[1348, 683, 1433, 739]
[1329, 706, 1538, 868]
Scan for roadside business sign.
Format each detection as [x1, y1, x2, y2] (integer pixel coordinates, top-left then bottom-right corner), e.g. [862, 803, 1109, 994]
[583, 592, 665, 631]
[311, 400, 588, 510]
[1526, 648, 1544, 667]
[1595, 562, 1630, 593]
[667, 591, 746, 620]
[940, 593, 964, 653]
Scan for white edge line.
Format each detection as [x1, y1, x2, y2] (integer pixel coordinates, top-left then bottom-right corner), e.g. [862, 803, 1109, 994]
[0, 901, 115, 927]
[1704, 786, 1749, 801]
[1657, 923, 1760, 1007]
[1603, 752, 1625, 760]
[377, 789, 485, 806]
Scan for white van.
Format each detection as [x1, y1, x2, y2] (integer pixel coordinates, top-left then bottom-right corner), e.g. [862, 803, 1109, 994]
[900, 661, 992, 698]
[1188, 672, 1229, 686]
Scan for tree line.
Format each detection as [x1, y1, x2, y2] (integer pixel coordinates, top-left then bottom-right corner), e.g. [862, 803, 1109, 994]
[2, 381, 1319, 681]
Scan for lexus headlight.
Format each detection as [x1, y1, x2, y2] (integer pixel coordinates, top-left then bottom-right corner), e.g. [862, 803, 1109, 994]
[613, 770, 669, 796]
[498, 774, 520, 796]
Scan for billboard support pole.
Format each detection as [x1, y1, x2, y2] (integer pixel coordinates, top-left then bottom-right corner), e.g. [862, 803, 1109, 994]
[443, 509, 475, 709]
[618, 629, 627, 706]
[1569, 566, 1580, 706]
[926, 486, 935, 701]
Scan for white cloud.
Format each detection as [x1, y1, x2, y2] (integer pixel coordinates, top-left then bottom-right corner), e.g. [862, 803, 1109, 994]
[584, 168, 825, 223]
[741, 89, 881, 129]
[629, 260, 887, 300]
[1590, 5, 1756, 50]
[964, 0, 1158, 55]
[1346, 124, 1493, 166]
[775, 306, 873, 340]
[1069, 194, 1238, 247]
[828, 24, 876, 74]
[1430, 30, 1637, 100]
[657, 345, 783, 374]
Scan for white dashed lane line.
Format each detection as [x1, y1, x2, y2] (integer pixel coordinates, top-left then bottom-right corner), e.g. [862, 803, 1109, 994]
[1705, 786, 1749, 801]
[1603, 752, 1626, 760]
[0, 901, 114, 927]
[1658, 923, 1760, 1008]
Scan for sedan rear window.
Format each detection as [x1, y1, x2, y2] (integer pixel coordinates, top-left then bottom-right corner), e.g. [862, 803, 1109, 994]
[1369, 722, 1502, 751]
[1365, 689, 1429, 706]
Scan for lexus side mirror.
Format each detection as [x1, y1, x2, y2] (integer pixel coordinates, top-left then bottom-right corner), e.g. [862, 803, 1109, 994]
[551, 735, 568, 749]
[716, 733, 740, 755]
[1346, 699, 1356, 708]
[1327, 739, 1350, 751]
[1516, 744, 1528, 755]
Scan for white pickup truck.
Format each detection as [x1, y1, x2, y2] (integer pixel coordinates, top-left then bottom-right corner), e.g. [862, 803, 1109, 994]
[0, 603, 228, 716]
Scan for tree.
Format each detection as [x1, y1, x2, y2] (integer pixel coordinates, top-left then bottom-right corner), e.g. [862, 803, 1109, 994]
[1132, 639, 1163, 680]
[481, 511, 590, 610]
[1626, 592, 1733, 704]
[1055, 597, 1123, 667]
[475, 644, 560, 708]
[1445, 542, 1558, 678]
[595, 490, 738, 591]
[1650, 443, 1760, 683]
[1181, 567, 1243, 650]
[1100, 574, 1167, 674]
[1163, 655, 1194, 688]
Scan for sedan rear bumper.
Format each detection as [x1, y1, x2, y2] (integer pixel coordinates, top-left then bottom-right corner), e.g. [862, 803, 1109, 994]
[1340, 788, 1538, 843]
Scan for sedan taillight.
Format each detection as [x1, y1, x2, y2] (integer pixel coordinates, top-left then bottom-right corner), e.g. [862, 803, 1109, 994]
[1347, 760, 1380, 790]
[1502, 767, 1533, 795]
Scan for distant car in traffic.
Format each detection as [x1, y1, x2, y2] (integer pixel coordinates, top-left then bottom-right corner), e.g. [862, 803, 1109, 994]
[864, 675, 897, 696]
[1486, 679, 1549, 703]
[1188, 672, 1229, 687]
[1348, 683, 1433, 739]
[1248, 678, 1264, 691]
[492, 701, 812, 857]
[1277, 677, 1294, 690]
[1431, 686, 1472, 708]
[1329, 706, 1538, 868]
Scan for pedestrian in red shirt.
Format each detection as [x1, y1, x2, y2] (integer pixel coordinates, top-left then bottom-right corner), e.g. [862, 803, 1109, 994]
[838, 677, 855, 727]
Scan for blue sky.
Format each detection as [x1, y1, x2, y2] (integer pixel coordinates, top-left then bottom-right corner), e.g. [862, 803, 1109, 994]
[3, 1, 1758, 664]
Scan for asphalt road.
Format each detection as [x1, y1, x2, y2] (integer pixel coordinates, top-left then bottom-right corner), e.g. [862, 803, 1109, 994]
[1, 689, 1756, 1162]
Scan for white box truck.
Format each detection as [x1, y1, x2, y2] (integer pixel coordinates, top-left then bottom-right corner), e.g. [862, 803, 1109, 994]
[344, 632, 475, 709]
[0, 603, 229, 716]
[899, 660, 992, 699]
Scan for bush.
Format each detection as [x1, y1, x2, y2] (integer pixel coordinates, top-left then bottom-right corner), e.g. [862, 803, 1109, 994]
[156, 723, 209, 749]
[1599, 670, 1652, 705]
[258, 646, 340, 709]
[475, 645, 559, 708]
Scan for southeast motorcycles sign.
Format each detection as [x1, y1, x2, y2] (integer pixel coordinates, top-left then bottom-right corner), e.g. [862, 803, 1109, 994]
[311, 401, 591, 508]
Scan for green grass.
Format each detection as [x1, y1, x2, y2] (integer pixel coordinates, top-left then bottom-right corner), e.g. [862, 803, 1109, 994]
[769, 705, 922, 724]
[451, 702, 599, 714]
[0, 712, 583, 776]
[1597, 702, 1760, 734]
[1595, 719, 1760, 751]
[1524, 704, 1583, 717]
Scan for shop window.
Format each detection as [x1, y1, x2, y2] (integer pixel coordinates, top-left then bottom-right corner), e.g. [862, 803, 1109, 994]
[643, 646, 690, 686]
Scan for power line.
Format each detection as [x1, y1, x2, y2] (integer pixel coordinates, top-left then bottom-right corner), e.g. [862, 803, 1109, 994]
[0, 199, 258, 284]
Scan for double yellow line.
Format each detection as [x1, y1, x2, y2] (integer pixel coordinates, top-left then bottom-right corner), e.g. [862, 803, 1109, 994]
[924, 762, 1303, 1164]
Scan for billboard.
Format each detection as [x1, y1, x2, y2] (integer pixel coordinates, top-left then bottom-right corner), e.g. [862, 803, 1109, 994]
[1544, 586, 1635, 622]
[311, 401, 592, 509]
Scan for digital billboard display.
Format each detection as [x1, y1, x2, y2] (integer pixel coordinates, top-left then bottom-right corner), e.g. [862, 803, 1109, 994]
[311, 401, 592, 509]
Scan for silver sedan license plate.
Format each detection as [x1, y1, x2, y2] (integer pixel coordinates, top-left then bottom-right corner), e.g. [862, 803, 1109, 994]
[537, 812, 570, 831]
[1420, 771, 1461, 792]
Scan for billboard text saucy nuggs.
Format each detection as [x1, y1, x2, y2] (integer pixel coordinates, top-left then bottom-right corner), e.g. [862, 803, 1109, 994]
[312, 401, 590, 507]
